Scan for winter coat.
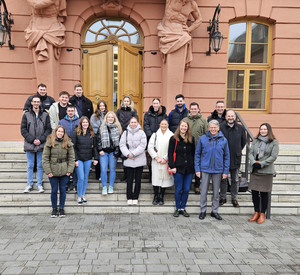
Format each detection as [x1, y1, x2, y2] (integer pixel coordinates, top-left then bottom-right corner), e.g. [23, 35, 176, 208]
[23, 92, 55, 111]
[119, 124, 147, 168]
[69, 95, 94, 119]
[248, 139, 279, 175]
[207, 109, 227, 124]
[183, 112, 208, 145]
[168, 135, 195, 175]
[42, 140, 75, 176]
[195, 130, 230, 174]
[49, 102, 79, 130]
[143, 105, 168, 139]
[59, 115, 80, 138]
[90, 112, 106, 135]
[71, 130, 98, 161]
[148, 128, 174, 187]
[116, 106, 139, 132]
[168, 104, 189, 133]
[220, 121, 246, 169]
[21, 107, 52, 152]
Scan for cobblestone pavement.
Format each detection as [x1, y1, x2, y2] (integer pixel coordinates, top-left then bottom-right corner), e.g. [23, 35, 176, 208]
[0, 214, 299, 275]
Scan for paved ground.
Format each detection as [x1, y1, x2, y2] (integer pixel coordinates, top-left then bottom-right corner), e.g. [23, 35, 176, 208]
[0, 214, 299, 275]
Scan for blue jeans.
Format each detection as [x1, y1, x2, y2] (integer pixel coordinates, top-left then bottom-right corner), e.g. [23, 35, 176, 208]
[49, 175, 69, 209]
[173, 172, 193, 210]
[26, 151, 43, 187]
[100, 152, 117, 187]
[76, 160, 92, 197]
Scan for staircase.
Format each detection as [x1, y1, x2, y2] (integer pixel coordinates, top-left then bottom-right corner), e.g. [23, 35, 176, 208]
[0, 142, 299, 216]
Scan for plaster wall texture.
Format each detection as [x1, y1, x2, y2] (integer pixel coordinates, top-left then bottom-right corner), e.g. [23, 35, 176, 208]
[0, 0, 299, 143]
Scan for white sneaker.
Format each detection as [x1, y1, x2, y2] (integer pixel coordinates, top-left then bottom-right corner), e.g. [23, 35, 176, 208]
[127, 199, 133, 205]
[108, 186, 113, 194]
[82, 196, 87, 204]
[77, 197, 83, 205]
[23, 185, 32, 193]
[132, 199, 138, 205]
[37, 186, 44, 193]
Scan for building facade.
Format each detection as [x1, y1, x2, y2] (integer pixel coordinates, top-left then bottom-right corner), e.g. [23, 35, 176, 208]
[0, 0, 299, 143]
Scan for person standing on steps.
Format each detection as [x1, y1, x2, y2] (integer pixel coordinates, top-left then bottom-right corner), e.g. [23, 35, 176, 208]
[207, 100, 227, 124]
[168, 94, 189, 133]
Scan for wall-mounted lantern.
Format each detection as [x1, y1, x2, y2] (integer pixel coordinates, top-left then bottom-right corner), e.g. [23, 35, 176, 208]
[0, 0, 14, 49]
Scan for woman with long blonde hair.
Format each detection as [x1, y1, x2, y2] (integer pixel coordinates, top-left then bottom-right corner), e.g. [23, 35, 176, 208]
[97, 111, 122, 195]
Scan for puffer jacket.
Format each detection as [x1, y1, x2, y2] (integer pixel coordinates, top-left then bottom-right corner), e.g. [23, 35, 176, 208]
[42, 140, 75, 176]
[71, 130, 98, 161]
[168, 104, 189, 133]
[195, 130, 230, 174]
[116, 106, 139, 132]
[20, 107, 52, 152]
[23, 92, 55, 111]
[119, 124, 147, 168]
[183, 112, 208, 145]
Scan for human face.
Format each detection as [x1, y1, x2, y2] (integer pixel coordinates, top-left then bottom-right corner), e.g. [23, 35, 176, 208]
[129, 118, 138, 129]
[123, 97, 130, 107]
[59, 94, 69, 106]
[216, 103, 225, 116]
[179, 122, 188, 135]
[152, 99, 160, 112]
[99, 102, 106, 112]
[226, 110, 236, 124]
[37, 86, 46, 96]
[259, 125, 268, 137]
[81, 119, 89, 130]
[74, 87, 83, 97]
[160, 120, 168, 133]
[176, 97, 185, 108]
[107, 114, 115, 124]
[56, 127, 65, 139]
[190, 104, 199, 117]
[209, 123, 219, 136]
[67, 108, 75, 119]
[31, 98, 41, 110]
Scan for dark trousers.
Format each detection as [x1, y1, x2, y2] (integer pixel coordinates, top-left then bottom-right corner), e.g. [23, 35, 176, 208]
[126, 166, 143, 200]
[49, 175, 69, 209]
[194, 174, 201, 188]
[252, 190, 268, 214]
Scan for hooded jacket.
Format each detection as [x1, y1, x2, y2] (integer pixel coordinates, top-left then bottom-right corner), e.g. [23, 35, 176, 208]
[183, 112, 208, 145]
[168, 104, 189, 132]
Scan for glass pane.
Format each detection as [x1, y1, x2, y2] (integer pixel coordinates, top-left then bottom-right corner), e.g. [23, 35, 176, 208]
[248, 90, 265, 109]
[227, 70, 244, 89]
[251, 44, 268, 63]
[103, 19, 123, 27]
[227, 90, 244, 108]
[229, 23, 246, 43]
[116, 29, 126, 36]
[228, 44, 245, 63]
[123, 22, 137, 34]
[252, 23, 268, 43]
[89, 21, 103, 32]
[119, 36, 129, 42]
[108, 27, 118, 35]
[85, 31, 96, 43]
[96, 34, 107, 41]
[130, 33, 140, 44]
[249, 70, 266, 89]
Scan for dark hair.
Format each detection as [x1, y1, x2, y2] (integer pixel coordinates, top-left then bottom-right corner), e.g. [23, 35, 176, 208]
[59, 91, 70, 97]
[37, 83, 46, 89]
[216, 100, 225, 105]
[76, 116, 94, 137]
[175, 94, 184, 100]
[74, 83, 82, 89]
[152, 98, 160, 103]
[189, 102, 199, 109]
[31, 96, 40, 102]
[66, 105, 75, 110]
[256, 123, 276, 142]
[173, 120, 193, 144]
[95, 100, 108, 120]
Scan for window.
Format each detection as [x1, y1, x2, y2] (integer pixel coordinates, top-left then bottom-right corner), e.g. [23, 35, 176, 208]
[226, 21, 271, 112]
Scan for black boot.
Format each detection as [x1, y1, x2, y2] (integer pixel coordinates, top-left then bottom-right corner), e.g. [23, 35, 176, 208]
[152, 186, 159, 205]
[159, 188, 165, 205]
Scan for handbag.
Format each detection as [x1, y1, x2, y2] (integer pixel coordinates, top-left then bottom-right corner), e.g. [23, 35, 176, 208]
[167, 139, 177, 175]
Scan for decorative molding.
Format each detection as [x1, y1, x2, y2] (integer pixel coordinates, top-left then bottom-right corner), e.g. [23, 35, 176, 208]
[101, 0, 123, 11]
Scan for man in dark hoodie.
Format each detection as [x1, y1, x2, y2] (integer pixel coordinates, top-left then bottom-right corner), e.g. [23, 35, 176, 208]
[23, 83, 55, 111]
[168, 94, 189, 133]
[207, 100, 226, 124]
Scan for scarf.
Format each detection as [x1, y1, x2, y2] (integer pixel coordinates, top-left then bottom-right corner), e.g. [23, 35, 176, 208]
[257, 135, 269, 159]
[101, 122, 120, 148]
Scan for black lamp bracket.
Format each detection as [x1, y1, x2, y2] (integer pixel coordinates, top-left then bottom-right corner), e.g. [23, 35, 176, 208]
[206, 4, 221, 56]
[0, 0, 14, 50]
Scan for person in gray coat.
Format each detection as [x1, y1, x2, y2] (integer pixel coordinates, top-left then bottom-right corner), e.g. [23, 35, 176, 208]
[120, 117, 147, 205]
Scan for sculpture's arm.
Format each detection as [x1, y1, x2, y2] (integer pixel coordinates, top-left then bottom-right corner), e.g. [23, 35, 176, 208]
[188, 1, 202, 33]
[27, 0, 55, 10]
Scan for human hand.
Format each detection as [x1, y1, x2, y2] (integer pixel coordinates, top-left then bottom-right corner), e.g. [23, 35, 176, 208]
[196, 172, 201, 178]
[33, 139, 41, 146]
[75, 161, 79, 167]
[48, 173, 53, 178]
[66, 173, 70, 176]
[99, 151, 105, 156]
[93, 160, 98, 166]
[222, 174, 228, 179]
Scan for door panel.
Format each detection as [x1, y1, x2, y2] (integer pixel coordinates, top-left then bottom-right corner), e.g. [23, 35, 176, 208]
[118, 41, 143, 122]
[82, 45, 113, 110]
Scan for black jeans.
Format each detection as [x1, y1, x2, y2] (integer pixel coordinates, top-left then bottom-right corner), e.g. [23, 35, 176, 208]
[126, 166, 143, 200]
[252, 190, 268, 213]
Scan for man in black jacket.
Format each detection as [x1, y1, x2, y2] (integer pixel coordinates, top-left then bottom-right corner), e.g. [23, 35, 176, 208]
[23, 83, 55, 111]
[69, 84, 94, 119]
[168, 94, 189, 132]
[207, 100, 226, 124]
[219, 110, 246, 207]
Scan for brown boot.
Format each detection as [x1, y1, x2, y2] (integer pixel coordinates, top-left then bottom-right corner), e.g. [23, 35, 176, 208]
[257, 213, 266, 224]
[248, 212, 260, 222]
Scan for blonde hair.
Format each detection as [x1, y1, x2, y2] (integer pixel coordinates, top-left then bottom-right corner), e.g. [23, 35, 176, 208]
[100, 111, 123, 134]
[47, 125, 70, 150]
[76, 116, 94, 137]
[121, 95, 135, 111]
[173, 120, 193, 143]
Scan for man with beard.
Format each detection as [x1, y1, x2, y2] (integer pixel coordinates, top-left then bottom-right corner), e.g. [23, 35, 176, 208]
[219, 110, 246, 207]
[168, 94, 189, 133]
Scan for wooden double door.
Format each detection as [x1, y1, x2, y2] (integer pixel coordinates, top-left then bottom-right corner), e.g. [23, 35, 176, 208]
[82, 41, 143, 119]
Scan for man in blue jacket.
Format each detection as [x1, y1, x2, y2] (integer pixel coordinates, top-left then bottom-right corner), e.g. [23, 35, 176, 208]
[59, 105, 80, 138]
[195, 120, 230, 220]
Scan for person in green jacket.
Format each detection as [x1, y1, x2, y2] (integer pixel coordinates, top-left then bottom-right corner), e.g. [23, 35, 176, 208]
[42, 125, 75, 218]
[183, 102, 208, 194]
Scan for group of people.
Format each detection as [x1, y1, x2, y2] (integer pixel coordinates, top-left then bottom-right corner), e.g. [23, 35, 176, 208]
[21, 86, 279, 224]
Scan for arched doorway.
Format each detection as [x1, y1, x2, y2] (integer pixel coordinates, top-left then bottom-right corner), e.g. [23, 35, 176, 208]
[81, 19, 143, 119]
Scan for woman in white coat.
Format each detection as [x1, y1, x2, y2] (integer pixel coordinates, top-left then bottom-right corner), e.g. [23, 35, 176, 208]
[148, 119, 174, 205]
